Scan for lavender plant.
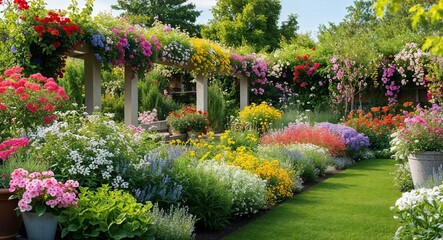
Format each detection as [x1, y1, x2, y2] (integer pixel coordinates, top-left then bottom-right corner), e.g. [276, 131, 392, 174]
[315, 122, 370, 152]
[128, 146, 185, 207]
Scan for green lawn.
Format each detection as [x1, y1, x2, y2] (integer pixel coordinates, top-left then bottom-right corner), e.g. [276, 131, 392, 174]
[224, 159, 401, 240]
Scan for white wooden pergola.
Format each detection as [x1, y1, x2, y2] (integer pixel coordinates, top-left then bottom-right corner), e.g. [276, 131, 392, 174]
[71, 47, 250, 125]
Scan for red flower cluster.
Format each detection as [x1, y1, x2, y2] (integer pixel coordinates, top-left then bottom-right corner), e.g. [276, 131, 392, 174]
[0, 66, 69, 138]
[34, 11, 80, 38]
[261, 123, 347, 156]
[0, 138, 29, 161]
[13, 0, 29, 10]
[0, 0, 29, 10]
[293, 54, 320, 87]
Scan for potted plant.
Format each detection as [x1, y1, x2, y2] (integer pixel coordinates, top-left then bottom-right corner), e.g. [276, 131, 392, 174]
[166, 106, 209, 136]
[391, 104, 443, 188]
[0, 138, 29, 239]
[9, 168, 79, 240]
[1, 0, 83, 78]
[0, 65, 69, 238]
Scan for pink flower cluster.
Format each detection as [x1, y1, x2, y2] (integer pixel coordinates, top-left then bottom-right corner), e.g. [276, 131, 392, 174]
[0, 66, 69, 125]
[9, 168, 79, 212]
[0, 138, 28, 161]
[261, 123, 347, 157]
[230, 53, 268, 95]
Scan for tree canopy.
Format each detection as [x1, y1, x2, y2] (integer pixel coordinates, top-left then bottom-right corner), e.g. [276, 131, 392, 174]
[373, 0, 443, 55]
[111, 0, 201, 35]
[201, 0, 298, 52]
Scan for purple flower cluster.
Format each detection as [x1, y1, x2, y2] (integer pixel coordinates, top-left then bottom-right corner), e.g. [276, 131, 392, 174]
[315, 122, 370, 151]
[380, 43, 428, 105]
[230, 53, 268, 95]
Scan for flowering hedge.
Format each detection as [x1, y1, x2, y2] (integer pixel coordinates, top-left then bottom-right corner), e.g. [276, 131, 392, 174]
[261, 123, 347, 157]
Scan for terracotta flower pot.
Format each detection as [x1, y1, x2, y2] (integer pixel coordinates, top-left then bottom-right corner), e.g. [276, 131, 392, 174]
[0, 188, 21, 240]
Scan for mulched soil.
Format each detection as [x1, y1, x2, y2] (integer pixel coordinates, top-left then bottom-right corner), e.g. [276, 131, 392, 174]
[195, 169, 341, 240]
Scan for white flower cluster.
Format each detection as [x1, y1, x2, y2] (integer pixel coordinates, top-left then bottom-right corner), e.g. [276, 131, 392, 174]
[394, 185, 443, 211]
[394, 42, 428, 86]
[31, 113, 134, 189]
[268, 60, 290, 78]
[197, 160, 267, 216]
[160, 41, 192, 66]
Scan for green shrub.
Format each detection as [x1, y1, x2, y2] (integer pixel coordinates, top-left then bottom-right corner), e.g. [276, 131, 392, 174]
[60, 185, 154, 240]
[392, 163, 414, 192]
[392, 185, 443, 240]
[139, 70, 179, 120]
[208, 82, 226, 132]
[172, 157, 233, 230]
[102, 93, 124, 122]
[58, 59, 85, 106]
[150, 203, 196, 240]
[197, 160, 267, 217]
[287, 144, 332, 176]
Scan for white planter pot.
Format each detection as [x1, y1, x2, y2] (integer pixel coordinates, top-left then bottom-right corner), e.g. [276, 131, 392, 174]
[22, 212, 58, 240]
[408, 152, 443, 188]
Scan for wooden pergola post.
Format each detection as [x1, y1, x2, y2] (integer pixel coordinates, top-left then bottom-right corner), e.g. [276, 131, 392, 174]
[84, 53, 102, 114]
[195, 74, 208, 112]
[239, 76, 249, 110]
[124, 67, 138, 126]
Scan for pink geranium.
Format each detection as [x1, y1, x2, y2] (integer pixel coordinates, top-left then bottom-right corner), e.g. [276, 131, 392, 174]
[0, 66, 69, 139]
[9, 168, 79, 213]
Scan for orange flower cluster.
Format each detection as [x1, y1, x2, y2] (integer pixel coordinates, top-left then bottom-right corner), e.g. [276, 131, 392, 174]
[344, 102, 414, 150]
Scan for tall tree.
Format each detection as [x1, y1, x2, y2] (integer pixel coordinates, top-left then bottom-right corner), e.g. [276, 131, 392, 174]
[202, 0, 287, 52]
[111, 0, 201, 35]
[280, 13, 299, 41]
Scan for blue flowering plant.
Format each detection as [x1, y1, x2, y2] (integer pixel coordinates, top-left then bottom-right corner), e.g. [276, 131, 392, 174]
[86, 14, 161, 75]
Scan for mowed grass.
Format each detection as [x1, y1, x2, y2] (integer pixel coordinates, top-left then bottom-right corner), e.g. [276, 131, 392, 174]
[224, 159, 401, 240]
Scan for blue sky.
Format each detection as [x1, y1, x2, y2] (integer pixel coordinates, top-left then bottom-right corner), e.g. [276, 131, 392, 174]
[47, 0, 355, 35]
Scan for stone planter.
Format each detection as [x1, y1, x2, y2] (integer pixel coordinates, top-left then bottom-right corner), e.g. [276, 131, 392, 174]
[140, 120, 169, 132]
[408, 152, 443, 188]
[187, 131, 202, 139]
[0, 188, 21, 240]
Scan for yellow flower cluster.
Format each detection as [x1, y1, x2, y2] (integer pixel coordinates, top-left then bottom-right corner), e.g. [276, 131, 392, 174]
[189, 38, 231, 75]
[224, 149, 294, 205]
[169, 131, 294, 205]
[239, 102, 283, 133]
[219, 130, 258, 151]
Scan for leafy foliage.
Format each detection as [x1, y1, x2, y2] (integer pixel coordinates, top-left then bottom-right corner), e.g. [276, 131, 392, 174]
[60, 185, 154, 240]
[172, 157, 233, 230]
[202, 0, 296, 52]
[111, 0, 201, 35]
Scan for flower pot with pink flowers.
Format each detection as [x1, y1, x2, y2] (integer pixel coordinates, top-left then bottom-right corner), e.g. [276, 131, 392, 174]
[9, 168, 79, 240]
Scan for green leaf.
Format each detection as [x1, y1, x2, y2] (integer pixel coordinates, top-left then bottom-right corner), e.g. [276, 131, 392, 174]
[35, 205, 46, 216]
